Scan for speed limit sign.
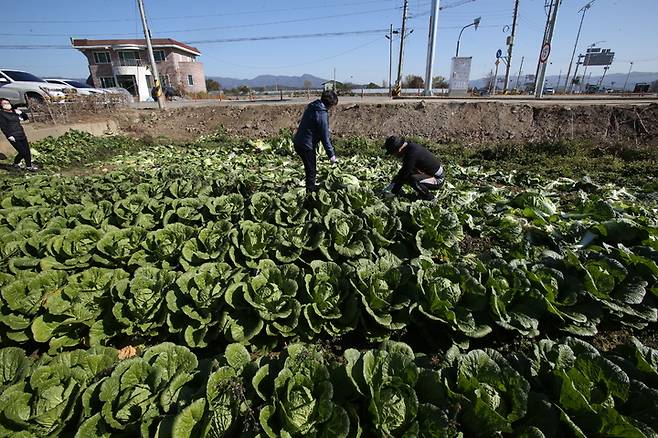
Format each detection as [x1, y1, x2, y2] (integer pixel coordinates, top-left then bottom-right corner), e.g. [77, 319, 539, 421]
[540, 42, 551, 63]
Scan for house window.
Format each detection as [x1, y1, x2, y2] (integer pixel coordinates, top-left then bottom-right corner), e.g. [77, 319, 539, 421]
[187, 75, 194, 86]
[118, 51, 141, 66]
[93, 52, 111, 64]
[154, 50, 166, 62]
[159, 75, 170, 87]
[100, 77, 116, 88]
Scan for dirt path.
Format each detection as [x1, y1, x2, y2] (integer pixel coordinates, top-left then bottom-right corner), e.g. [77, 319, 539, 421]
[123, 100, 658, 147]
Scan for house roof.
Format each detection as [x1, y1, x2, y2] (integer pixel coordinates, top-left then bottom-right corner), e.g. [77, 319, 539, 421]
[71, 38, 201, 56]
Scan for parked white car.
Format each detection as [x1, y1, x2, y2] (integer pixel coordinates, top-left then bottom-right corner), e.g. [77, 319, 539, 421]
[0, 69, 71, 106]
[44, 79, 106, 96]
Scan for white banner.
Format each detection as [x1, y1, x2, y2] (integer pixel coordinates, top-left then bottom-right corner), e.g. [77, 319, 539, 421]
[449, 57, 472, 96]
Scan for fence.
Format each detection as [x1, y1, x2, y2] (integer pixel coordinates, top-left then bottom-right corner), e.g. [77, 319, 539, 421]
[28, 93, 132, 124]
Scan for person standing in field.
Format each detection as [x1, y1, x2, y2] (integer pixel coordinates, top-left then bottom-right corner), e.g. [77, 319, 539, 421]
[0, 98, 38, 172]
[293, 90, 338, 193]
[381, 135, 445, 201]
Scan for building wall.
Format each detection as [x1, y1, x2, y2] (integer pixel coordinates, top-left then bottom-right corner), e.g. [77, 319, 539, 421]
[177, 62, 207, 94]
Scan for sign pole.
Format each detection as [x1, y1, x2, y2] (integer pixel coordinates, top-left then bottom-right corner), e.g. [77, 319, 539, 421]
[493, 59, 500, 95]
[534, 0, 560, 99]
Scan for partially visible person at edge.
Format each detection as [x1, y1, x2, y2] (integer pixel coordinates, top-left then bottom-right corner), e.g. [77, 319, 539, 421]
[0, 98, 38, 172]
[293, 90, 338, 193]
[381, 135, 444, 201]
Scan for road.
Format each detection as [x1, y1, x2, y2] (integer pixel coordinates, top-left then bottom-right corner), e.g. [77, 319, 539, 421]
[131, 94, 658, 110]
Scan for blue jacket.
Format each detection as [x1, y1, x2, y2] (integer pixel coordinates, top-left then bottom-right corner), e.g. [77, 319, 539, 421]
[293, 100, 335, 158]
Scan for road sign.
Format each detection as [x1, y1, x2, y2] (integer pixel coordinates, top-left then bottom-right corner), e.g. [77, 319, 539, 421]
[583, 48, 614, 66]
[496, 49, 503, 59]
[540, 43, 551, 63]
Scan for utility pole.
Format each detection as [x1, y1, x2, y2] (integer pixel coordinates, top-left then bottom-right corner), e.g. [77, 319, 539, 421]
[534, 0, 561, 99]
[423, 0, 441, 96]
[565, 1, 595, 93]
[623, 61, 633, 93]
[388, 24, 394, 96]
[515, 55, 524, 91]
[385, 25, 400, 97]
[394, 0, 409, 97]
[137, 0, 164, 110]
[503, 0, 520, 93]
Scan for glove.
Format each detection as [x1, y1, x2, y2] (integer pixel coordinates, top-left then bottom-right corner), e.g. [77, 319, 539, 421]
[14, 109, 22, 115]
[7, 136, 15, 142]
[330, 155, 338, 165]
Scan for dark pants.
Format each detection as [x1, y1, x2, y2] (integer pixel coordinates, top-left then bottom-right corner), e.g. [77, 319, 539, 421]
[10, 137, 32, 167]
[295, 145, 317, 193]
[409, 172, 445, 200]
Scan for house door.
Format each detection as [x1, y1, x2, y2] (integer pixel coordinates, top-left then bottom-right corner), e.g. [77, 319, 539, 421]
[116, 75, 137, 97]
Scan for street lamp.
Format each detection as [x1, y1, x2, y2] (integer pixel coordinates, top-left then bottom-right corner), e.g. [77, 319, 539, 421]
[385, 25, 400, 96]
[455, 17, 481, 58]
[565, 0, 596, 93]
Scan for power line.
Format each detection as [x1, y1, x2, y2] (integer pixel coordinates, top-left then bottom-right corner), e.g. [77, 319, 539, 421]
[202, 37, 384, 71]
[7, 0, 397, 24]
[0, 44, 71, 50]
[0, 22, 507, 51]
[1, 6, 402, 38]
[185, 29, 391, 45]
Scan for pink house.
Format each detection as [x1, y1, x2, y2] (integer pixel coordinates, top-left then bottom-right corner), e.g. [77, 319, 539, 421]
[72, 38, 207, 101]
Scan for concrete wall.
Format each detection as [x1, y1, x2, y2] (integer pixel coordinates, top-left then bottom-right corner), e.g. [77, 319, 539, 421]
[0, 120, 121, 158]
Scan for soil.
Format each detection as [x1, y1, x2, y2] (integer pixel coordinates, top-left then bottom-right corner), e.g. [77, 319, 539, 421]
[116, 101, 658, 147]
[591, 326, 658, 352]
[459, 234, 493, 255]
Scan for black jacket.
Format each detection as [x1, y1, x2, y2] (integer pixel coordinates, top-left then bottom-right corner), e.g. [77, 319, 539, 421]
[293, 100, 335, 158]
[0, 110, 28, 140]
[392, 141, 442, 189]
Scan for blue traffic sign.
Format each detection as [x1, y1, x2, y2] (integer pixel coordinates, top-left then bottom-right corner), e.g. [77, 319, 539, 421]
[496, 49, 503, 59]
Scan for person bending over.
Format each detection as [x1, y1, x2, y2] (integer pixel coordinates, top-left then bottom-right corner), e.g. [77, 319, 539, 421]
[382, 135, 444, 200]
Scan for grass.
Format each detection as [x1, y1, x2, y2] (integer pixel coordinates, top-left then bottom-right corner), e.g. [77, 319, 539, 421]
[332, 135, 658, 188]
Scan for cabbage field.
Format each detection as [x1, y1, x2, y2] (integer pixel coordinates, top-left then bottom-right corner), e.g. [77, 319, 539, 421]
[1, 131, 658, 437]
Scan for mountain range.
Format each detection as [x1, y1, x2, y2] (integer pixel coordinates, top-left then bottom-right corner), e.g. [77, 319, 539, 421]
[471, 72, 658, 90]
[207, 72, 657, 91]
[207, 74, 327, 90]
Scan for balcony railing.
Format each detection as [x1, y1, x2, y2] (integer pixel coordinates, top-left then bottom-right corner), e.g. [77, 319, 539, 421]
[116, 59, 144, 67]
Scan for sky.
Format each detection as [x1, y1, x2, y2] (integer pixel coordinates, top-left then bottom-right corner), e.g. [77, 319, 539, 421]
[2, 0, 658, 84]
